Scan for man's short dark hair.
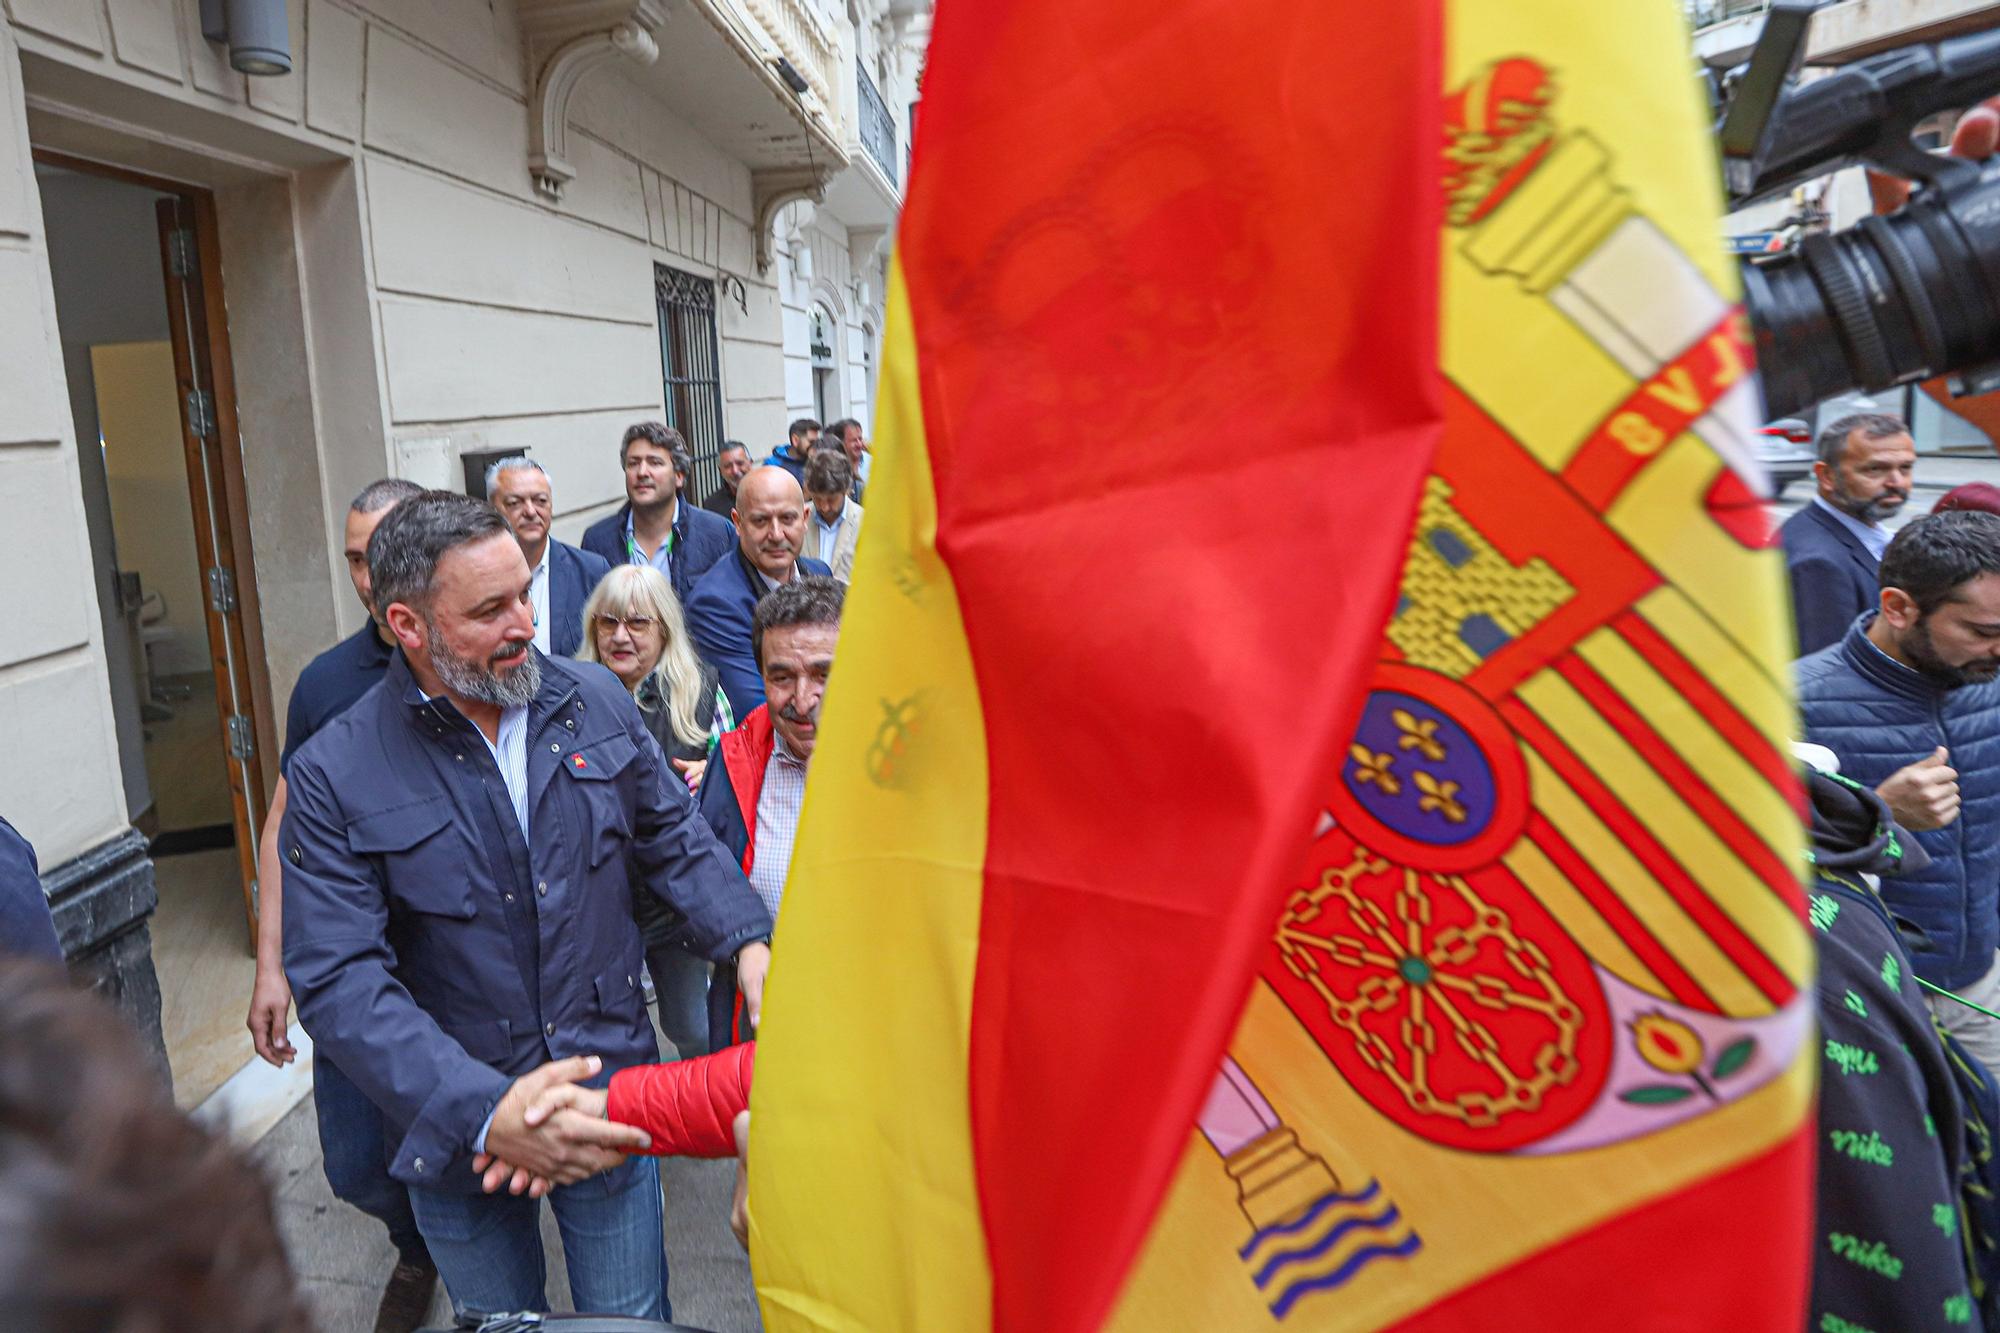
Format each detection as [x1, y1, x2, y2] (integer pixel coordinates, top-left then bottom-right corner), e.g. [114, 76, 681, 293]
[1879, 511, 2000, 615]
[825, 418, 861, 443]
[803, 450, 854, 497]
[1817, 412, 1910, 467]
[788, 417, 821, 443]
[621, 421, 692, 476]
[367, 489, 513, 617]
[752, 575, 844, 669]
[350, 477, 424, 515]
[0, 961, 311, 1328]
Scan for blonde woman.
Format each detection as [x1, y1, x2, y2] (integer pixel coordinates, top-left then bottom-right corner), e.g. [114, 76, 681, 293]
[578, 564, 733, 1056]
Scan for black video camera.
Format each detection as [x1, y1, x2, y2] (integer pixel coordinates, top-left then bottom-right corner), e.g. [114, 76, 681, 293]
[1721, 0, 2000, 419]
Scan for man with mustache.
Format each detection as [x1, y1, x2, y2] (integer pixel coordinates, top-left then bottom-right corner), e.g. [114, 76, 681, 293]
[1798, 511, 2000, 1078]
[278, 491, 774, 1320]
[684, 467, 832, 716]
[1780, 412, 1918, 655]
[697, 576, 843, 1047]
[701, 441, 754, 521]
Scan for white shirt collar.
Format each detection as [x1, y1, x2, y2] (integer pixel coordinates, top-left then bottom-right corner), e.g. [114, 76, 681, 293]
[1813, 495, 1891, 561]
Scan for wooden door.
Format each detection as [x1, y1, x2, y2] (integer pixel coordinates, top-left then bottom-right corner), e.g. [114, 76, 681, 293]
[154, 193, 272, 949]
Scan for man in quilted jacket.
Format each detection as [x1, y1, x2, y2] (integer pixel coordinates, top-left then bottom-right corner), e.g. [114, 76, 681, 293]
[1798, 511, 2000, 1077]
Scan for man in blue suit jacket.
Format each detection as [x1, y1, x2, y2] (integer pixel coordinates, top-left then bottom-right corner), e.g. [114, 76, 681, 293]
[282, 492, 772, 1320]
[579, 422, 735, 608]
[488, 458, 610, 657]
[685, 466, 830, 716]
[1779, 412, 1917, 655]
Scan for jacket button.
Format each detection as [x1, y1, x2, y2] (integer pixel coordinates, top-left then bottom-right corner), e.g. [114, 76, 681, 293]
[413, 1158, 425, 1174]
[565, 719, 575, 729]
[287, 846, 301, 866]
[550, 742, 560, 753]
[537, 881, 547, 896]
[626, 974, 634, 987]
[545, 1021, 555, 1036]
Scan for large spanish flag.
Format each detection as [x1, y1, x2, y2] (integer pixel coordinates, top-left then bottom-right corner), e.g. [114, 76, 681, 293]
[752, 0, 1812, 1328]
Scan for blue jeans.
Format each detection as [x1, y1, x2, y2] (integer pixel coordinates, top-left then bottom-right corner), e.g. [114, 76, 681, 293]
[314, 1054, 426, 1262]
[408, 1159, 668, 1320]
[645, 942, 711, 1059]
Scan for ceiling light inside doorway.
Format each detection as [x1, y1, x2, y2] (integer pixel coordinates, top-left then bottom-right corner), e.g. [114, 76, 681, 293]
[197, 0, 293, 76]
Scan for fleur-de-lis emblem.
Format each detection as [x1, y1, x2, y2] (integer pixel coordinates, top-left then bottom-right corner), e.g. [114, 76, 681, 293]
[1349, 745, 1401, 795]
[1412, 770, 1466, 823]
[1392, 708, 1447, 762]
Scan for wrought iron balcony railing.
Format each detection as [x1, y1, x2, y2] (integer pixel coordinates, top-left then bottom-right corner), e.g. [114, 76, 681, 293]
[858, 64, 899, 187]
[1686, 0, 1770, 31]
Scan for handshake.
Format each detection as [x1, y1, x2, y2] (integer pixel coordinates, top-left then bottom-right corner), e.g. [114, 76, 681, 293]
[471, 1054, 650, 1198]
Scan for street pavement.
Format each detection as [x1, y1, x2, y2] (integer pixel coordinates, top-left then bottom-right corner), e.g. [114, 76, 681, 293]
[254, 1093, 760, 1332]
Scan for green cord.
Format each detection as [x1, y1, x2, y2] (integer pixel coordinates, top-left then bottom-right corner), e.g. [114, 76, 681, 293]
[1918, 976, 2000, 1024]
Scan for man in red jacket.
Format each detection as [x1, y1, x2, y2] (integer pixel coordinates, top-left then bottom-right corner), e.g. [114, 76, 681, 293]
[697, 575, 844, 1046]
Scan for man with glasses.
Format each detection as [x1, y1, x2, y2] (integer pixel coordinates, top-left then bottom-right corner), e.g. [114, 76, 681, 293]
[487, 457, 609, 658]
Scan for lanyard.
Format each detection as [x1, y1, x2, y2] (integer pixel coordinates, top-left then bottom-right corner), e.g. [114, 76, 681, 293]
[626, 520, 676, 566]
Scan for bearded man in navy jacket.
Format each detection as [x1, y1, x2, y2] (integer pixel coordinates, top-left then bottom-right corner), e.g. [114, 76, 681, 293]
[281, 491, 772, 1321]
[1796, 511, 2000, 1081]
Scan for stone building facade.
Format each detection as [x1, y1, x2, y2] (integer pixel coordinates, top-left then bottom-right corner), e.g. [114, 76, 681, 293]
[0, 0, 925, 1077]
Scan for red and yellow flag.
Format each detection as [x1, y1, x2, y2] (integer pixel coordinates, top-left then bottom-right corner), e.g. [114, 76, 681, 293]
[752, 0, 1811, 1328]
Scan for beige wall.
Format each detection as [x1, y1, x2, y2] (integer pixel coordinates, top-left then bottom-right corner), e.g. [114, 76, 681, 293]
[92, 341, 209, 677]
[7, 0, 802, 708]
[0, 24, 133, 864]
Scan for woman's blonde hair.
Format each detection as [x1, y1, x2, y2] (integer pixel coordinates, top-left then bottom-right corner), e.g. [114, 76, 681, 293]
[577, 565, 710, 748]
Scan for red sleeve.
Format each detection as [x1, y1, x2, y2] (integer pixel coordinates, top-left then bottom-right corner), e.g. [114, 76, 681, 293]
[607, 1042, 755, 1157]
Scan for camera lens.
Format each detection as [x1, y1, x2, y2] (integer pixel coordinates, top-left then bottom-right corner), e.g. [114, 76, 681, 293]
[1743, 165, 2000, 419]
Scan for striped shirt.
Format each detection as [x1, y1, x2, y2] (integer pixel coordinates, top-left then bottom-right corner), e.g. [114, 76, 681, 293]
[747, 733, 809, 922]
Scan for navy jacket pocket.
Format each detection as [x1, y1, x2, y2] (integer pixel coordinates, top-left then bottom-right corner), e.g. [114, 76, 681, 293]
[347, 798, 474, 919]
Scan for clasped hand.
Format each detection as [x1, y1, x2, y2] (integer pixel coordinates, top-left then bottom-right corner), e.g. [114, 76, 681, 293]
[470, 1054, 651, 1198]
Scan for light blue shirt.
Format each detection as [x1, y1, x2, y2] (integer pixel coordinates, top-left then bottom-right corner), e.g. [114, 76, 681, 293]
[812, 508, 844, 557]
[418, 688, 528, 1155]
[1813, 495, 1892, 563]
[623, 500, 677, 582]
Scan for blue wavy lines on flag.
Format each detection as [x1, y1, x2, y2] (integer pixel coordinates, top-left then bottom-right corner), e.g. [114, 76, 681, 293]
[1237, 1178, 1422, 1320]
[1237, 1180, 1382, 1261]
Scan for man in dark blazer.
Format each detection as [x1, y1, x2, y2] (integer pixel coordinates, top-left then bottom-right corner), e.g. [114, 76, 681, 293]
[580, 422, 735, 607]
[1780, 412, 1917, 656]
[685, 467, 831, 716]
[487, 457, 610, 658]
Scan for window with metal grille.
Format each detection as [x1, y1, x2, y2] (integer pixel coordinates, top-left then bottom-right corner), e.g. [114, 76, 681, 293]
[654, 264, 728, 500]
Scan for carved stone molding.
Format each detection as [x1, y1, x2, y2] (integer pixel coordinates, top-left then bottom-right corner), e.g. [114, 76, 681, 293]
[753, 165, 837, 274]
[848, 225, 888, 278]
[522, 0, 670, 202]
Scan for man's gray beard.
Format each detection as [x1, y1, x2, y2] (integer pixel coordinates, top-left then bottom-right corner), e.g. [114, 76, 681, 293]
[428, 625, 540, 708]
[1831, 479, 1906, 525]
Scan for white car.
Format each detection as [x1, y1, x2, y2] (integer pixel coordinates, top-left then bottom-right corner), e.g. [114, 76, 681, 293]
[1756, 417, 1814, 493]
